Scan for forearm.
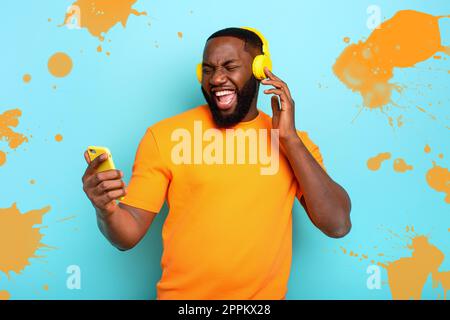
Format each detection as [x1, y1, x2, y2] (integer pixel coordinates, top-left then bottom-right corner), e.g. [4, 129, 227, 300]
[95, 205, 143, 250]
[282, 135, 351, 237]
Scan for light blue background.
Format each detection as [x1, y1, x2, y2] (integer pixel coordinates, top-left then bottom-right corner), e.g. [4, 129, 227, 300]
[0, 0, 449, 299]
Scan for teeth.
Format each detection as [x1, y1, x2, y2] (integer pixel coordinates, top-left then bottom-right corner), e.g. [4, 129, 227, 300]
[215, 90, 234, 97]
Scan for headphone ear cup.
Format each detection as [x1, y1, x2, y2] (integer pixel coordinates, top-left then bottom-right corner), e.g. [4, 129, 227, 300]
[252, 55, 272, 80]
[196, 63, 202, 83]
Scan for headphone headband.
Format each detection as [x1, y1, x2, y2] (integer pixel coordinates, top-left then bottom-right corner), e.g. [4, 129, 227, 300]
[240, 26, 270, 57]
[196, 27, 272, 82]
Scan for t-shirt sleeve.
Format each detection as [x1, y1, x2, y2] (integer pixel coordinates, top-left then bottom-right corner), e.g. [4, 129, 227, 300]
[295, 131, 326, 201]
[119, 128, 171, 213]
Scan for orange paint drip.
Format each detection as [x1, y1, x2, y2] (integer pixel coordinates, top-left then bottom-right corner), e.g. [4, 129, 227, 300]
[0, 203, 51, 278]
[383, 236, 449, 300]
[56, 215, 77, 223]
[393, 158, 413, 173]
[22, 74, 31, 83]
[48, 52, 73, 78]
[0, 290, 10, 300]
[367, 152, 391, 171]
[424, 144, 431, 153]
[333, 10, 448, 109]
[426, 162, 450, 204]
[0, 109, 28, 149]
[63, 0, 147, 41]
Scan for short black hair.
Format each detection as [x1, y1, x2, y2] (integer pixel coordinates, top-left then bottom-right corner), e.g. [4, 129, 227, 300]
[206, 27, 263, 55]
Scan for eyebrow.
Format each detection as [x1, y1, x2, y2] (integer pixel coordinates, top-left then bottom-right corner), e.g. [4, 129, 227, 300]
[202, 59, 240, 67]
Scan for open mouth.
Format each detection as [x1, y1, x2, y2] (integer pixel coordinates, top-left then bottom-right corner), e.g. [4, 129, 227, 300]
[212, 90, 237, 111]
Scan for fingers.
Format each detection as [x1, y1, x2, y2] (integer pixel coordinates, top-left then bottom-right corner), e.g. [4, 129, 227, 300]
[84, 151, 91, 164]
[82, 152, 108, 182]
[82, 169, 127, 210]
[271, 95, 281, 113]
[93, 179, 125, 196]
[264, 88, 284, 97]
[89, 153, 108, 171]
[261, 69, 293, 98]
[97, 188, 127, 207]
[264, 67, 278, 80]
[84, 169, 123, 189]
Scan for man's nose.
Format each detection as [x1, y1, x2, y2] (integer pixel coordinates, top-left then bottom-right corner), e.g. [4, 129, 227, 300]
[210, 68, 227, 86]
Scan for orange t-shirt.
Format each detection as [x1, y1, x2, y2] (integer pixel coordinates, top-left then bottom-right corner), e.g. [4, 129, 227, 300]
[120, 105, 325, 299]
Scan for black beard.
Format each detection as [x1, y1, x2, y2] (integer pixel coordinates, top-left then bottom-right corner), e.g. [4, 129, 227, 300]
[202, 77, 258, 128]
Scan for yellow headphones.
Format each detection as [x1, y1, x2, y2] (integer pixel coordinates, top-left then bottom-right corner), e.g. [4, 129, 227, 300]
[196, 27, 272, 83]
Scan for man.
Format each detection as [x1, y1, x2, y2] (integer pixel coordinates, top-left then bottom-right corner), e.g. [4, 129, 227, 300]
[82, 28, 351, 300]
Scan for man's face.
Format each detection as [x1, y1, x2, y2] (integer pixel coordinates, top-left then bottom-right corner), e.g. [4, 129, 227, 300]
[201, 36, 259, 128]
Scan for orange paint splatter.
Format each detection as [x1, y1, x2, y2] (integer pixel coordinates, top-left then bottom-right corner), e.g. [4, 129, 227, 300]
[22, 74, 31, 83]
[343, 37, 350, 43]
[54, 134, 63, 142]
[382, 236, 450, 300]
[426, 162, 450, 204]
[48, 52, 73, 78]
[397, 115, 404, 128]
[0, 290, 10, 300]
[424, 144, 431, 153]
[0, 203, 51, 278]
[0, 150, 6, 166]
[333, 10, 449, 109]
[367, 152, 391, 171]
[393, 158, 413, 173]
[43, 284, 49, 291]
[388, 116, 394, 128]
[62, 0, 147, 41]
[177, 31, 183, 39]
[0, 109, 28, 154]
[438, 153, 444, 159]
[97, 45, 102, 52]
[29, 179, 36, 185]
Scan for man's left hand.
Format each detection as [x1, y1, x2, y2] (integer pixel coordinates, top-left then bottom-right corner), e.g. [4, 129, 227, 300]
[261, 67, 298, 143]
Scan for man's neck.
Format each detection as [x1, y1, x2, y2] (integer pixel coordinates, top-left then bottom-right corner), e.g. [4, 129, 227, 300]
[240, 96, 259, 122]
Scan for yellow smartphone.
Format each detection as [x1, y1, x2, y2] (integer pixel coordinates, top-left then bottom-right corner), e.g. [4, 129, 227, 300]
[87, 146, 124, 201]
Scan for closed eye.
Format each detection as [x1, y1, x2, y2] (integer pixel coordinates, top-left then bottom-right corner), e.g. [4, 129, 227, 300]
[226, 65, 240, 71]
[202, 66, 213, 74]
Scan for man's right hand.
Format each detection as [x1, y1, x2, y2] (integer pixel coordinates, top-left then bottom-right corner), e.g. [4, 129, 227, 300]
[82, 151, 127, 216]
